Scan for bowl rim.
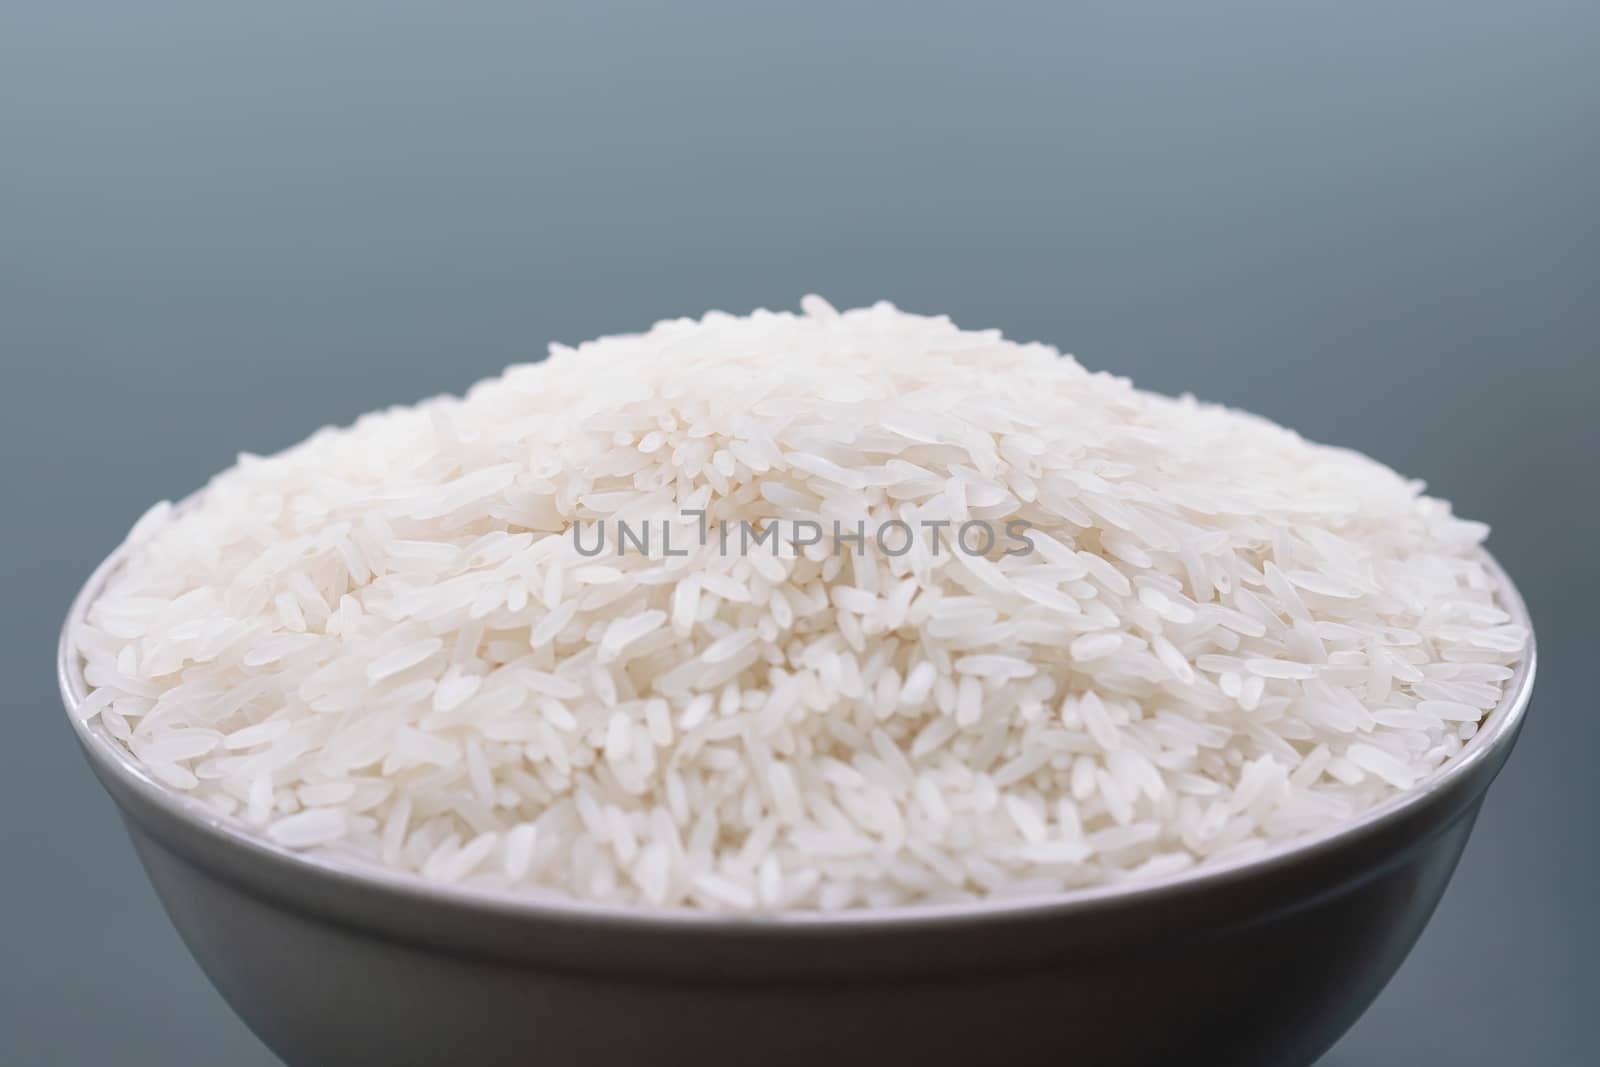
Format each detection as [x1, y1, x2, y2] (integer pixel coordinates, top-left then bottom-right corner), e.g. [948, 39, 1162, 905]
[59, 522, 1537, 935]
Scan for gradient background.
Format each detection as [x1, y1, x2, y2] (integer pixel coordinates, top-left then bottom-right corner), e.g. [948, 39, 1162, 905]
[2, 2, 1595, 1063]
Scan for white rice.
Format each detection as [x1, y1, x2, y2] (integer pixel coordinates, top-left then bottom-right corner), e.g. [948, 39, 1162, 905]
[70, 297, 1527, 912]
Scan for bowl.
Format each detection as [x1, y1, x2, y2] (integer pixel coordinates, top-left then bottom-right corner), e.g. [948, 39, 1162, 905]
[59, 539, 1537, 1067]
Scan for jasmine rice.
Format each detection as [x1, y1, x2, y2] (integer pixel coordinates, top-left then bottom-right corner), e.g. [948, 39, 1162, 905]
[70, 297, 1527, 911]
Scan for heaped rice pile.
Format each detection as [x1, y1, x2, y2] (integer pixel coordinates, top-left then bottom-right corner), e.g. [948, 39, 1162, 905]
[72, 298, 1527, 911]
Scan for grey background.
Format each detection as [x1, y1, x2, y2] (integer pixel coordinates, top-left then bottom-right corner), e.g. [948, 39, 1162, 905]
[2, 1, 1594, 1063]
